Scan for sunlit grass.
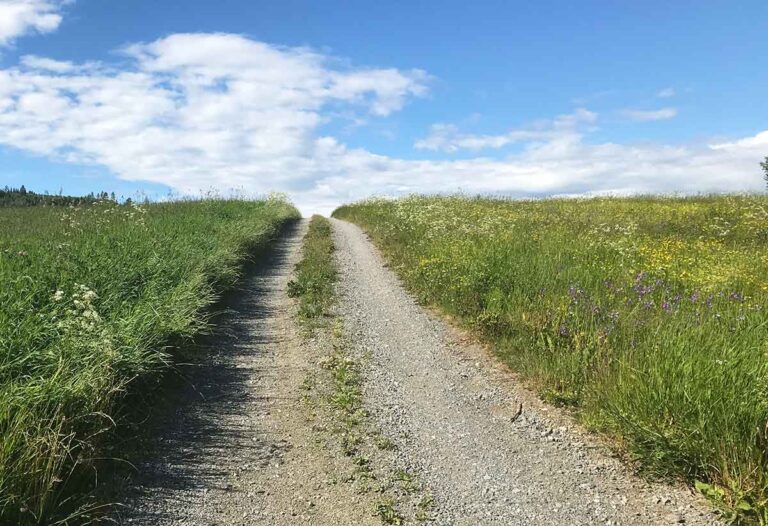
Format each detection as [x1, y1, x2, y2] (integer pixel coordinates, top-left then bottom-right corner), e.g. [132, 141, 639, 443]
[0, 196, 299, 524]
[334, 194, 768, 522]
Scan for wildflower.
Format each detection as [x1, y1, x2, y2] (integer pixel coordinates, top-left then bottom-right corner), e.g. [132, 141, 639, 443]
[53, 290, 64, 301]
[690, 291, 700, 302]
[82, 290, 98, 302]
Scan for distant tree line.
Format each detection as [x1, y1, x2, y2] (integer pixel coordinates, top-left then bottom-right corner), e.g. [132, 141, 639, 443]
[762, 156, 768, 190]
[0, 186, 117, 207]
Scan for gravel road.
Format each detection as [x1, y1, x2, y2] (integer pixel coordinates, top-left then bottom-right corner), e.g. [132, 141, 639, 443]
[331, 218, 720, 525]
[113, 217, 721, 525]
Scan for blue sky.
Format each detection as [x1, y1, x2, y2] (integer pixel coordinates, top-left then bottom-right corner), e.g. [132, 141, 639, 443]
[0, 0, 766, 212]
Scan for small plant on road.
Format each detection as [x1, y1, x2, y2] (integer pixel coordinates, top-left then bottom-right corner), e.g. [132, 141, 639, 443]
[375, 499, 403, 525]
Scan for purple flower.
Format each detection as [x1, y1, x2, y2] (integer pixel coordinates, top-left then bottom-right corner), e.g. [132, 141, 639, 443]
[690, 291, 700, 303]
[662, 301, 671, 312]
[634, 284, 653, 297]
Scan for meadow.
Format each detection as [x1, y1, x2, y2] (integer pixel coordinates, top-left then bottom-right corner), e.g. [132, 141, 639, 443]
[0, 197, 299, 524]
[334, 195, 768, 522]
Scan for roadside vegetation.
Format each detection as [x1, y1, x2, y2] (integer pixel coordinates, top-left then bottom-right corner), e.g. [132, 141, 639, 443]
[0, 196, 299, 524]
[334, 195, 768, 523]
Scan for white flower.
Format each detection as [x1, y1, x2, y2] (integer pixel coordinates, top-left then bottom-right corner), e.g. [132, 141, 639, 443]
[53, 290, 64, 301]
[82, 290, 98, 301]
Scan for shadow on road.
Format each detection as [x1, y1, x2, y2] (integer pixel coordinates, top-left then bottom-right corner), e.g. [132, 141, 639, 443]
[100, 220, 302, 524]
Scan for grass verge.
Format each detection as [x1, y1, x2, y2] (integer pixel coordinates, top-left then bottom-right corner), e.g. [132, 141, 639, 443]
[0, 196, 299, 524]
[334, 195, 768, 524]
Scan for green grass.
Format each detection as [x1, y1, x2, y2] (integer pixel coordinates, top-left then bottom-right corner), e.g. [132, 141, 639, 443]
[0, 196, 299, 524]
[334, 194, 768, 523]
[288, 215, 337, 326]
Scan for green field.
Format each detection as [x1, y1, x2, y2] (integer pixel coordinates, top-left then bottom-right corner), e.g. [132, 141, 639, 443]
[0, 197, 299, 523]
[334, 195, 768, 521]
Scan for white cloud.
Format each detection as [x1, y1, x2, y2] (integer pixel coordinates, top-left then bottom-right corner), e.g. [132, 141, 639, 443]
[415, 108, 597, 152]
[657, 87, 676, 98]
[0, 32, 764, 214]
[622, 107, 678, 122]
[20, 54, 81, 72]
[0, 0, 69, 46]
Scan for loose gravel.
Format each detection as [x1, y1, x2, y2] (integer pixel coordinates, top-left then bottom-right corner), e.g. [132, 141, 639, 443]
[331, 218, 721, 526]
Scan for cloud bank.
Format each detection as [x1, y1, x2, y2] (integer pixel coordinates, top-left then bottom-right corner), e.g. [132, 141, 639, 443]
[0, 32, 765, 213]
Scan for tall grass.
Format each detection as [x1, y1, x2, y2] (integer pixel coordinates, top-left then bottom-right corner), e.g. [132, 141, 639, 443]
[0, 197, 299, 524]
[334, 195, 768, 522]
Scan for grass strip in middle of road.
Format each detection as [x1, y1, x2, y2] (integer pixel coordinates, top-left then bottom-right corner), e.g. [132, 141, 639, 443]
[288, 215, 337, 327]
[289, 216, 434, 524]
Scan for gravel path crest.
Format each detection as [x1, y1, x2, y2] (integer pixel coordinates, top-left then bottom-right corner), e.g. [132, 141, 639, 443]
[331, 218, 720, 526]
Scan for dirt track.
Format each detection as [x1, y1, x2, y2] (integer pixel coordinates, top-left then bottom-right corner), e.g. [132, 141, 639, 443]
[116, 218, 720, 525]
